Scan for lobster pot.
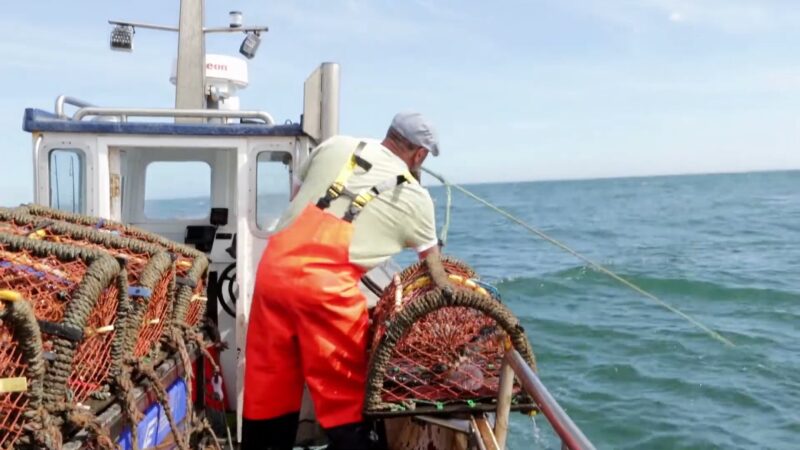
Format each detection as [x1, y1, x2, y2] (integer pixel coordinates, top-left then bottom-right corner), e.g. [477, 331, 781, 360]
[0, 209, 179, 361]
[18, 205, 209, 333]
[365, 257, 536, 415]
[171, 254, 208, 330]
[0, 298, 44, 450]
[0, 233, 125, 447]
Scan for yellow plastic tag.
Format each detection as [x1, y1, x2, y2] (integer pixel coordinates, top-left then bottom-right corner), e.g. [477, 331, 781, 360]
[27, 229, 46, 240]
[0, 377, 28, 393]
[0, 290, 23, 302]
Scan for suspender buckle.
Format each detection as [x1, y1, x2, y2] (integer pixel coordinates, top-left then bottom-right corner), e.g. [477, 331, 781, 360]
[352, 194, 370, 208]
[316, 143, 370, 210]
[329, 182, 345, 196]
[343, 205, 360, 223]
[353, 154, 373, 171]
[316, 197, 332, 209]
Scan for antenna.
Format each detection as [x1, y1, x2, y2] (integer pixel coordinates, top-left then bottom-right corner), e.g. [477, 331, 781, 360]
[108, 1, 268, 113]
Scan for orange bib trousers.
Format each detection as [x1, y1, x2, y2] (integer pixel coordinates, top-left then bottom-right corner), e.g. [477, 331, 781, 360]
[243, 204, 369, 429]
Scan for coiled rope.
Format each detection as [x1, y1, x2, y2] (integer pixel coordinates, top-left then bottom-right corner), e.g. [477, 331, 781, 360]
[422, 167, 734, 348]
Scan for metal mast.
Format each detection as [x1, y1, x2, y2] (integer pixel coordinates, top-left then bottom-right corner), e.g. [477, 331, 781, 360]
[109, 1, 267, 122]
[175, 0, 206, 117]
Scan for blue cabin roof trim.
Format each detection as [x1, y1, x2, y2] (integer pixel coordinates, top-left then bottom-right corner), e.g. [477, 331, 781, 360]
[23, 108, 305, 137]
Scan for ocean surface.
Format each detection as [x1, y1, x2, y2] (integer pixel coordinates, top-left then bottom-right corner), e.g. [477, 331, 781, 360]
[145, 170, 799, 449]
[419, 170, 799, 450]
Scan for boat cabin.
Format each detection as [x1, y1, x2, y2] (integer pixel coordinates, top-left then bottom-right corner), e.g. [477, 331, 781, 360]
[21, 60, 380, 442]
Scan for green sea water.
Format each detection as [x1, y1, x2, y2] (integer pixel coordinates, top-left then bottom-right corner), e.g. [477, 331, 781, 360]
[427, 170, 799, 449]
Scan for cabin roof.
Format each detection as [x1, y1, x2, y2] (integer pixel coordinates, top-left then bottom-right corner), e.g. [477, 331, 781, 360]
[23, 108, 305, 137]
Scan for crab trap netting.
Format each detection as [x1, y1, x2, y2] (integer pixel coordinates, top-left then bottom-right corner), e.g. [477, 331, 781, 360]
[0, 208, 176, 360]
[0, 296, 44, 450]
[365, 257, 536, 415]
[0, 233, 125, 448]
[18, 205, 209, 335]
[0, 208, 217, 450]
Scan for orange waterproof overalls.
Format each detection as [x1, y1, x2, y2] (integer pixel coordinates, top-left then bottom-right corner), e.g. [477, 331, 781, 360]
[244, 142, 411, 428]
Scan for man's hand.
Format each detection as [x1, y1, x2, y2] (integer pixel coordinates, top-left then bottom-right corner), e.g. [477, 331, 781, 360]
[418, 243, 440, 261]
[420, 246, 452, 294]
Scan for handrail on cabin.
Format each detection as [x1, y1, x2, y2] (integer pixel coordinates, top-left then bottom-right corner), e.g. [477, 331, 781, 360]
[505, 349, 596, 450]
[72, 107, 276, 125]
[54, 95, 277, 125]
[55, 95, 95, 118]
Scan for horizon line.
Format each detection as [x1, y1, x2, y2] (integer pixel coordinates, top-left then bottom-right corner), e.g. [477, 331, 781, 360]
[138, 167, 798, 201]
[424, 167, 800, 189]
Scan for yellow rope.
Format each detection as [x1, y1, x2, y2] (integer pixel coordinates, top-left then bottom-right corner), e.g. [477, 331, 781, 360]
[422, 167, 735, 348]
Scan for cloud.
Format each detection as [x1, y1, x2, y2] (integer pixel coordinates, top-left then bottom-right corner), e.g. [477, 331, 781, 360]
[262, 0, 481, 56]
[557, 0, 797, 34]
[761, 68, 800, 92]
[408, 0, 463, 20]
[266, 2, 427, 46]
[644, 0, 772, 32]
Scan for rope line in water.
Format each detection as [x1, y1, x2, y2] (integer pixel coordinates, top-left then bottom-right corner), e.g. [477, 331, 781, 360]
[439, 181, 453, 245]
[422, 167, 735, 348]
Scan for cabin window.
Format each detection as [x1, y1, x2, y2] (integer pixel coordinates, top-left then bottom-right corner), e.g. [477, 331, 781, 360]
[48, 149, 86, 213]
[143, 161, 211, 220]
[256, 151, 292, 231]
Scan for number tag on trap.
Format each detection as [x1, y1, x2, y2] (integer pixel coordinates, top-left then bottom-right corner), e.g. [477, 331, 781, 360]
[0, 377, 28, 393]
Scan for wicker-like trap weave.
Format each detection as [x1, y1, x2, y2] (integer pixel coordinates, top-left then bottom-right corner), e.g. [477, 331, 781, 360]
[18, 204, 209, 333]
[365, 257, 536, 416]
[0, 294, 47, 450]
[0, 233, 125, 449]
[0, 206, 215, 450]
[0, 208, 177, 360]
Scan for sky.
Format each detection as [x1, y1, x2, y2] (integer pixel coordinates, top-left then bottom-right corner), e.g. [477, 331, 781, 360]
[2, 0, 800, 204]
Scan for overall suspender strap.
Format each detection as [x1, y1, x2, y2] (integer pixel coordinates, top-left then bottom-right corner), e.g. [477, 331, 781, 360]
[342, 172, 415, 222]
[316, 141, 371, 210]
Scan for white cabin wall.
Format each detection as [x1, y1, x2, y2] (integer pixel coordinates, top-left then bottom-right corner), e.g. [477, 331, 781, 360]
[234, 144, 251, 439]
[107, 147, 123, 221]
[32, 135, 42, 205]
[210, 149, 234, 216]
[35, 133, 97, 215]
[95, 141, 111, 219]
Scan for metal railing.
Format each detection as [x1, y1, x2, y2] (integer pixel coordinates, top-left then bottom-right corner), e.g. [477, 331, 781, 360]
[53, 95, 278, 125]
[505, 349, 596, 450]
[55, 95, 95, 118]
[72, 107, 276, 125]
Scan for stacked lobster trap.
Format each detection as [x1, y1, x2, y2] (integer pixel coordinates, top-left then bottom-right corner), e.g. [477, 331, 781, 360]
[0, 206, 214, 450]
[365, 257, 537, 416]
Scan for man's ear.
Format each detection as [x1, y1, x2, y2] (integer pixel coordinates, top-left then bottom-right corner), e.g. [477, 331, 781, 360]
[414, 148, 427, 165]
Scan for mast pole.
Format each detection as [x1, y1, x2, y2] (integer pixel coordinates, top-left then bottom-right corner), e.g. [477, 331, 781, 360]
[175, 0, 206, 119]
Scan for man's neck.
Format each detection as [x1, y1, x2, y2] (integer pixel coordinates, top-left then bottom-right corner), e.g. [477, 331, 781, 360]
[381, 138, 413, 168]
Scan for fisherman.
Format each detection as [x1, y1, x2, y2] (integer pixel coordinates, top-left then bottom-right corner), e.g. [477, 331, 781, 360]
[242, 112, 442, 450]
